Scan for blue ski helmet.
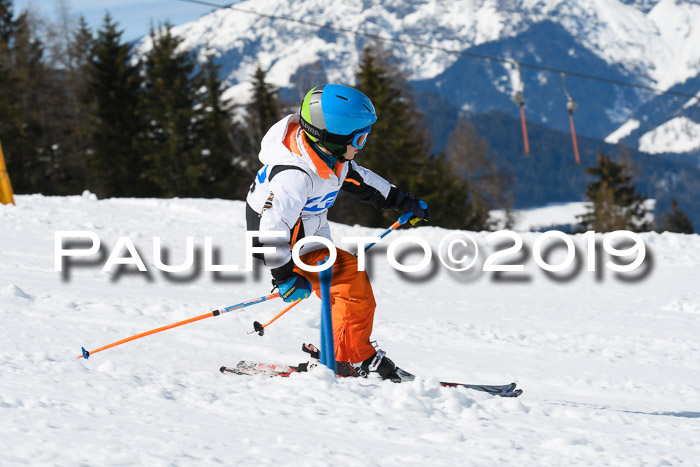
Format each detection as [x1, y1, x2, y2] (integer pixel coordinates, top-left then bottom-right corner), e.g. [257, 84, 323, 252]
[299, 84, 377, 148]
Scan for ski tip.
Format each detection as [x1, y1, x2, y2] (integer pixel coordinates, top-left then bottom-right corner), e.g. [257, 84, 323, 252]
[505, 389, 523, 397]
[81, 347, 90, 360]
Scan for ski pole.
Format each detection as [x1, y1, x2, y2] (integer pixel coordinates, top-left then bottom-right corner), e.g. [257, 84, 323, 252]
[77, 292, 280, 359]
[251, 204, 429, 334]
[249, 299, 303, 336]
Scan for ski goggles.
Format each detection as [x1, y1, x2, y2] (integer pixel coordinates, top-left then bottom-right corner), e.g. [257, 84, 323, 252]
[349, 126, 371, 149]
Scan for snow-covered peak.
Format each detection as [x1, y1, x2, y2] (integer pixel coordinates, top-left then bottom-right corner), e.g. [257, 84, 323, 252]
[646, 0, 700, 89]
[135, 0, 700, 153]
[137, 0, 700, 95]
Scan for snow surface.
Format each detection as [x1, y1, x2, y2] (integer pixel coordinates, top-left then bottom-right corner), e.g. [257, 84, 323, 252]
[2, 194, 700, 465]
[638, 116, 700, 154]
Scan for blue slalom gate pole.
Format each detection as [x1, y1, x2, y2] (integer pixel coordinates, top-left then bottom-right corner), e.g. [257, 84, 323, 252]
[319, 260, 336, 373]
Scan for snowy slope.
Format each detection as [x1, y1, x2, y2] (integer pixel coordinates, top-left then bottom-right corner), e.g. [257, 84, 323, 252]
[606, 119, 641, 144]
[638, 116, 700, 154]
[605, 72, 700, 157]
[490, 200, 656, 231]
[2, 194, 700, 465]
[490, 201, 591, 231]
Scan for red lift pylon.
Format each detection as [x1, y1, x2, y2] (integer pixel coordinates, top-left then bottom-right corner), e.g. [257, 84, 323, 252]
[511, 64, 530, 157]
[562, 73, 580, 165]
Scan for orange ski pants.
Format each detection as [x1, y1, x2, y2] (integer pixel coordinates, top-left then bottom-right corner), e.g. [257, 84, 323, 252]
[295, 248, 377, 364]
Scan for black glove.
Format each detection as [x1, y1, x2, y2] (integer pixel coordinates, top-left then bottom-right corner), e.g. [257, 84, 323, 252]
[395, 192, 430, 223]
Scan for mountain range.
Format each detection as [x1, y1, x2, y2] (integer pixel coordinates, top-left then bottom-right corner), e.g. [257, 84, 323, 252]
[136, 0, 700, 227]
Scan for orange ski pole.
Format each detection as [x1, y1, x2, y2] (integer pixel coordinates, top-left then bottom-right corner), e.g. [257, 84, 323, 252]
[77, 292, 280, 359]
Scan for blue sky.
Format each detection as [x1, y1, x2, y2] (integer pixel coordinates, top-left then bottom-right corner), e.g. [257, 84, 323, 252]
[15, 0, 216, 41]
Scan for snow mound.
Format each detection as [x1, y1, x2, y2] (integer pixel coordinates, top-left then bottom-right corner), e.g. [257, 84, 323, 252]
[1, 284, 34, 301]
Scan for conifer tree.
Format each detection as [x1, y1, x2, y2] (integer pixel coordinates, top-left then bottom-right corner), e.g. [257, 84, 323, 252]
[657, 198, 694, 234]
[238, 64, 283, 196]
[37, 7, 92, 194]
[0, 7, 48, 193]
[245, 64, 282, 156]
[331, 44, 429, 227]
[62, 15, 94, 185]
[446, 116, 513, 230]
[195, 56, 244, 199]
[0, 0, 13, 45]
[69, 16, 92, 70]
[410, 153, 477, 230]
[578, 153, 651, 232]
[138, 23, 209, 197]
[0, 0, 16, 139]
[0, 2, 90, 195]
[88, 14, 145, 197]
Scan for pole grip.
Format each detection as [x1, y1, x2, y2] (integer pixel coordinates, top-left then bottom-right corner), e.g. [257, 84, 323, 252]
[319, 259, 335, 373]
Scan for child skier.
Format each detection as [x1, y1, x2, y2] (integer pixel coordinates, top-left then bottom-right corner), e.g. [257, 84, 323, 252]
[246, 84, 430, 381]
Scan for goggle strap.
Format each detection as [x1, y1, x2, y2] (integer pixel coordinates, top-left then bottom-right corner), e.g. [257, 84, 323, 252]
[299, 115, 354, 146]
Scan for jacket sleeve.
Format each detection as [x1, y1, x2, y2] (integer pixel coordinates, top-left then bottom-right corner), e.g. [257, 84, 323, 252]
[257, 170, 312, 279]
[341, 160, 402, 210]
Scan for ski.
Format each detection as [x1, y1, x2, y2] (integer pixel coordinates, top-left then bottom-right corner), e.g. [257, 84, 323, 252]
[220, 361, 522, 397]
[220, 361, 298, 377]
[440, 381, 523, 397]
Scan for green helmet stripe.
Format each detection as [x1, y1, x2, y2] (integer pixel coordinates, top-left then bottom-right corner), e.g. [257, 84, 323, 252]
[300, 86, 326, 142]
[300, 88, 314, 126]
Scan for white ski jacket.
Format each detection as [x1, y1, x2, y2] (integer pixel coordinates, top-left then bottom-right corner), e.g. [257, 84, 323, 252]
[246, 114, 401, 279]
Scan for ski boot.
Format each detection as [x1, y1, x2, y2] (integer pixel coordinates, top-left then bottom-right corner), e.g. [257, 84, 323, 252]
[359, 349, 415, 383]
[336, 349, 415, 382]
[296, 343, 321, 372]
[299, 344, 414, 383]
